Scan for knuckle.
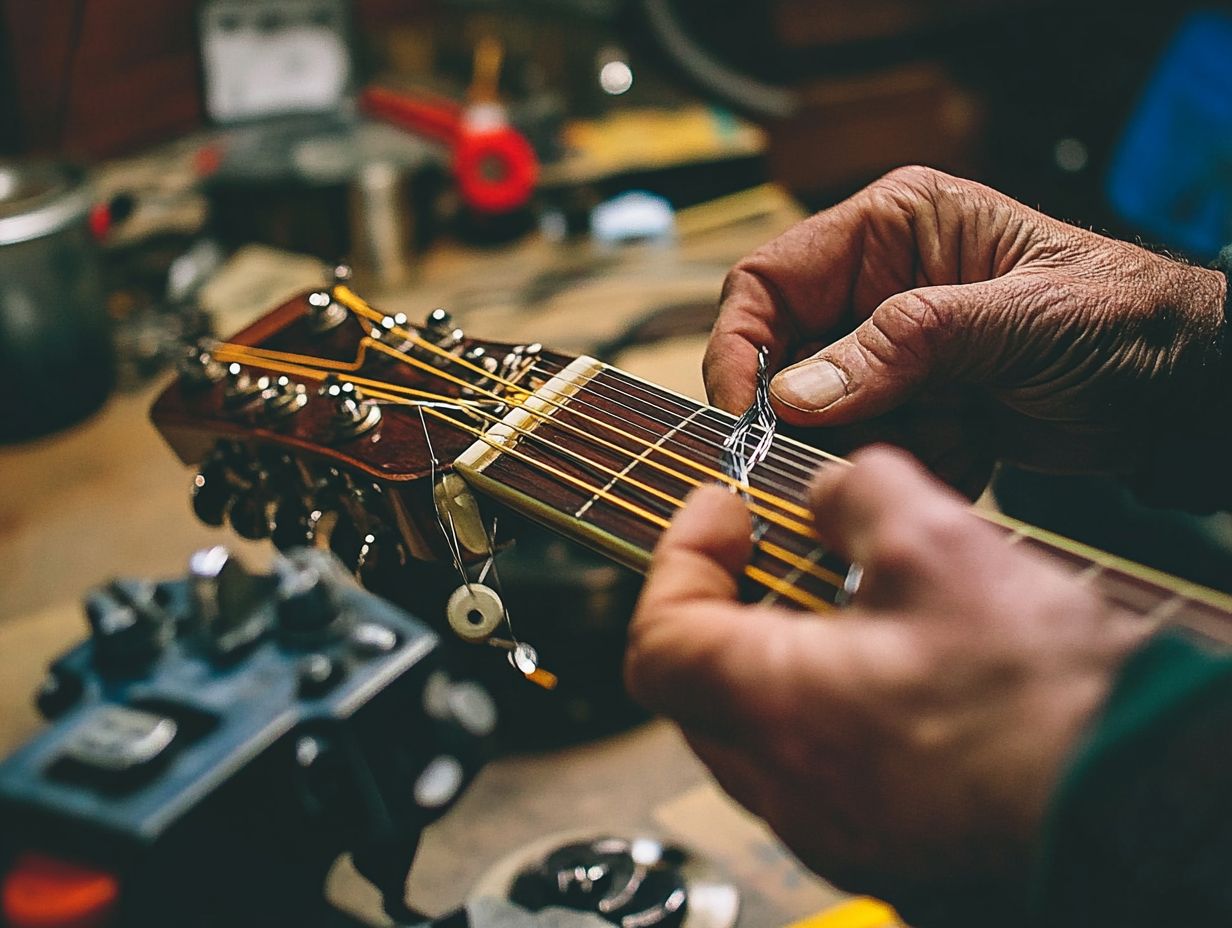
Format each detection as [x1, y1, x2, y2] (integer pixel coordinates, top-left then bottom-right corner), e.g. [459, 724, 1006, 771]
[865, 525, 924, 576]
[878, 164, 943, 194]
[867, 291, 953, 368]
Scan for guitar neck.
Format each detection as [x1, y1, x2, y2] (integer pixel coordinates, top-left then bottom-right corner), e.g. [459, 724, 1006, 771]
[453, 355, 1232, 641]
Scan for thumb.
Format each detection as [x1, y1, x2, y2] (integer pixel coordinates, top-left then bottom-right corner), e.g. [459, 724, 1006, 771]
[769, 279, 1001, 426]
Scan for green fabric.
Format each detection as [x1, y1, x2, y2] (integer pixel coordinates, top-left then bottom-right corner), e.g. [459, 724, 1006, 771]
[1030, 631, 1232, 923]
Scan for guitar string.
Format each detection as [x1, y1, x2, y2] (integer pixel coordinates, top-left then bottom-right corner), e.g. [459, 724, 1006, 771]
[528, 370, 826, 513]
[396, 396, 838, 612]
[210, 344, 844, 591]
[531, 357, 839, 478]
[528, 360, 832, 494]
[216, 340, 822, 542]
[324, 289, 832, 499]
[330, 287, 821, 521]
[217, 334, 819, 529]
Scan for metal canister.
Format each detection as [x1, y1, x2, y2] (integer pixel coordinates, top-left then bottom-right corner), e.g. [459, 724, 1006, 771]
[0, 162, 111, 442]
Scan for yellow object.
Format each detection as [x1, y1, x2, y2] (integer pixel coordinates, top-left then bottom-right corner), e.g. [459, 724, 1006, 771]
[526, 667, 558, 690]
[787, 897, 902, 928]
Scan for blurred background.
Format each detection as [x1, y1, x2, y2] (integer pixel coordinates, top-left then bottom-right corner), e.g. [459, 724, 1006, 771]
[3, 2, 1232, 922]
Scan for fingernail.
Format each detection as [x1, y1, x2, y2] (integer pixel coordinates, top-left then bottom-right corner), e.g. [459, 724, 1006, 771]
[771, 360, 847, 412]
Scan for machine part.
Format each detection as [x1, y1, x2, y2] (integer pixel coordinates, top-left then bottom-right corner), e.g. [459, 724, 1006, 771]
[0, 547, 493, 928]
[350, 160, 412, 289]
[473, 832, 739, 928]
[446, 582, 505, 643]
[321, 377, 382, 441]
[306, 289, 348, 333]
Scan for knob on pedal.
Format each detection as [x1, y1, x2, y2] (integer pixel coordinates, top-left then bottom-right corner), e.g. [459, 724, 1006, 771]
[188, 546, 277, 656]
[86, 579, 172, 674]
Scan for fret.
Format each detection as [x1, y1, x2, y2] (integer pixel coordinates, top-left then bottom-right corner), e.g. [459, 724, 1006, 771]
[761, 545, 830, 608]
[574, 408, 703, 520]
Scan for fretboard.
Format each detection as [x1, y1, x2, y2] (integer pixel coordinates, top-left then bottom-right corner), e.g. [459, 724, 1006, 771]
[453, 356, 1232, 643]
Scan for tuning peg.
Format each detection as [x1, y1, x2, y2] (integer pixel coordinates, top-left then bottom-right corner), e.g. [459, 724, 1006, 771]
[228, 485, 272, 540]
[425, 308, 463, 350]
[223, 362, 262, 407]
[271, 497, 319, 552]
[177, 341, 225, 389]
[191, 456, 234, 527]
[328, 514, 364, 572]
[306, 290, 347, 333]
[355, 526, 408, 593]
[426, 308, 452, 332]
[320, 376, 381, 441]
[262, 375, 308, 420]
[332, 264, 353, 285]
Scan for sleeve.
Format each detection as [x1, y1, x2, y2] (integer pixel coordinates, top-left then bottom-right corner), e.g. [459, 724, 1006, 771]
[1029, 631, 1232, 926]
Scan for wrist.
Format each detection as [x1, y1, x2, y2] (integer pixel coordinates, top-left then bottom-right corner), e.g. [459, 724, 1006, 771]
[1128, 260, 1232, 511]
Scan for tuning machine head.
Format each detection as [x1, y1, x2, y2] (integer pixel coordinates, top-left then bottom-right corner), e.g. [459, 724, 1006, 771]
[320, 376, 381, 441]
[306, 290, 348, 334]
[425, 307, 463, 351]
[178, 341, 225, 389]
[261, 375, 308, 420]
[223, 362, 263, 407]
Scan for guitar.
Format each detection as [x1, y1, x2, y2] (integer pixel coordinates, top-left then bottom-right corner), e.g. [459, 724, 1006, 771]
[150, 279, 1232, 659]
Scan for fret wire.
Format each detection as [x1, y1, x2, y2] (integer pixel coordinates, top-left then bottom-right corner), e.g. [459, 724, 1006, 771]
[529, 360, 831, 499]
[524, 383, 820, 537]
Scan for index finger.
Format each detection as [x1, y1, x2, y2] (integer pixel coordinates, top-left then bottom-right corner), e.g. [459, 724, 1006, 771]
[703, 180, 920, 412]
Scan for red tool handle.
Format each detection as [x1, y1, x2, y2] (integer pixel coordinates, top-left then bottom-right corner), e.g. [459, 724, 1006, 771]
[360, 86, 538, 215]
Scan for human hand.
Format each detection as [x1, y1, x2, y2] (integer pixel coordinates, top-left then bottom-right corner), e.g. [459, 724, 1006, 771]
[624, 446, 1152, 923]
[705, 167, 1228, 497]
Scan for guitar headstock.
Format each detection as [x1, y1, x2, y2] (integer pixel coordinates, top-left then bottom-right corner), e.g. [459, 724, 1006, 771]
[150, 272, 568, 578]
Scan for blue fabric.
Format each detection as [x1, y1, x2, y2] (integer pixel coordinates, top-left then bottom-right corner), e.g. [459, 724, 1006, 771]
[1107, 12, 1232, 260]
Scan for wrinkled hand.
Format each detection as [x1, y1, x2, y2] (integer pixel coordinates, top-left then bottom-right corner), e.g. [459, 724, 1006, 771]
[624, 447, 1151, 923]
[706, 166, 1227, 497]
